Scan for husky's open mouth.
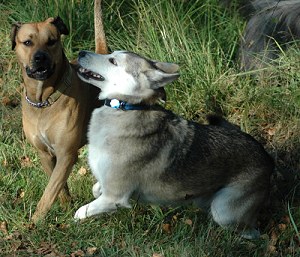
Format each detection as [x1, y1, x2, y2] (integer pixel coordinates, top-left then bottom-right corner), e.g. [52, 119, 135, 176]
[78, 67, 105, 81]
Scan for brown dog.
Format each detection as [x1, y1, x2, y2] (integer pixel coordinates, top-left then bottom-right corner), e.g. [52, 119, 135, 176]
[11, 1, 107, 223]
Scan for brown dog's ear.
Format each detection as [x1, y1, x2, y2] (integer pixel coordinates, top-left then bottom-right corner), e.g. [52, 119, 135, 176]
[51, 16, 69, 35]
[11, 22, 22, 50]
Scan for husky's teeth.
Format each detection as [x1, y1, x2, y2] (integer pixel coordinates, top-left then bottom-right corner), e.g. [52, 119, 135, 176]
[78, 66, 103, 81]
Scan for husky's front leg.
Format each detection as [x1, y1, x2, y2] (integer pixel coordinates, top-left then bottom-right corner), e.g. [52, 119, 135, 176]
[92, 182, 102, 198]
[74, 193, 132, 220]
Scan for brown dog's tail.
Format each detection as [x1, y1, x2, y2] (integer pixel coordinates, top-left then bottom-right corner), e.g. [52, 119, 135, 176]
[94, 0, 108, 54]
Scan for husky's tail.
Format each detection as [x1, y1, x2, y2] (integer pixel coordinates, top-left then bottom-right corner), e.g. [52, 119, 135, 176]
[206, 115, 241, 131]
[94, 0, 108, 54]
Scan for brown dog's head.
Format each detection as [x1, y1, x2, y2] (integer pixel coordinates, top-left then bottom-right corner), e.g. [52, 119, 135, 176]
[11, 17, 69, 81]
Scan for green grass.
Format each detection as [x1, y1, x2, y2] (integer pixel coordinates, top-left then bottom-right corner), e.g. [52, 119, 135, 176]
[1, 0, 300, 256]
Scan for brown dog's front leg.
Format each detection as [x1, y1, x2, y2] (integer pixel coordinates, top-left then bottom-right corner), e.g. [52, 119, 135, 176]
[39, 150, 72, 207]
[32, 153, 77, 223]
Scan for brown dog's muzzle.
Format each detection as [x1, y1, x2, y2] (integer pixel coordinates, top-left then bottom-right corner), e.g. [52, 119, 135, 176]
[26, 50, 55, 80]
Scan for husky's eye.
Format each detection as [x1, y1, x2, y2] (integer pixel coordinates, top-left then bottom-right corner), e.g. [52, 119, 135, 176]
[23, 40, 33, 47]
[109, 58, 117, 66]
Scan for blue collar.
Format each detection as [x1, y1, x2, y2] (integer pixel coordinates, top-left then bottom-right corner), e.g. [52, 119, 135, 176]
[104, 99, 151, 111]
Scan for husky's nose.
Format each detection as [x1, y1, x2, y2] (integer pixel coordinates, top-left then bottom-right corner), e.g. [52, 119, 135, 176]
[78, 51, 87, 58]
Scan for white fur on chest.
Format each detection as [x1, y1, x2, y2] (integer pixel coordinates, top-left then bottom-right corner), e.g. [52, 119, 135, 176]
[87, 107, 113, 182]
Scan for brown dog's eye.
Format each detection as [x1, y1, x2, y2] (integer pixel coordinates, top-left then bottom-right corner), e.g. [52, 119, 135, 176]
[23, 40, 33, 46]
[109, 58, 117, 66]
[47, 39, 57, 46]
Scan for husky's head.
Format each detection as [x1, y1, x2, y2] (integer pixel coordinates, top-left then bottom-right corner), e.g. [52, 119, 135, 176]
[77, 50, 179, 104]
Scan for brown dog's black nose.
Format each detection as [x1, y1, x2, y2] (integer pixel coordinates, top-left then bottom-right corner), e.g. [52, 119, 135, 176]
[78, 51, 87, 58]
[34, 51, 48, 63]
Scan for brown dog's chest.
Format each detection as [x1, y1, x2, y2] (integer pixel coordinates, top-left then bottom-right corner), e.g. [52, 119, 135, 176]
[21, 92, 89, 155]
[22, 107, 54, 154]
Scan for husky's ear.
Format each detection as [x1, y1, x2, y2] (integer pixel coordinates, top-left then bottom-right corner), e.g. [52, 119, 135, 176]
[146, 61, 180, 89]
[146, 69, 180, 89]
[153, 62, 179, 74]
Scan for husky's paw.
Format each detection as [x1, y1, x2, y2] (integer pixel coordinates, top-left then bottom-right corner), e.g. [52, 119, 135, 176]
[74, 205, 89, 220]
[92, 182, 102, 198]
[240, 228, 260, 240]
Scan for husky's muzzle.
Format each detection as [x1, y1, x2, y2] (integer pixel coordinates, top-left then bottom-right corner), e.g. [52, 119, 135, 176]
[78, 51, 105, 81]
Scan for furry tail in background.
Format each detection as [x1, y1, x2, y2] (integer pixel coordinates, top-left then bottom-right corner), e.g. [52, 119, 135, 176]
[222, 0, 300, 70]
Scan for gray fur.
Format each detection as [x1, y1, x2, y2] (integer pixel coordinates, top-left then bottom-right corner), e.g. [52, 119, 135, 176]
[221, 1, 300, 70]
[75, 50, 274, 239]
[238, 0, 300, 70]
[221, 1, 287, 18]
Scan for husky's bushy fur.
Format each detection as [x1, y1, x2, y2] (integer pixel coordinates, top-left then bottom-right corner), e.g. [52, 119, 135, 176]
[74, 50, 274, 239]
[222, 0, 300, 70]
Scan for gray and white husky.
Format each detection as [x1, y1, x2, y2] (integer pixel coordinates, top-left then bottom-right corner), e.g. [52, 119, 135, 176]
[75, 50, 274, 239]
